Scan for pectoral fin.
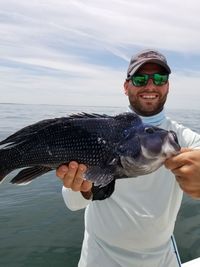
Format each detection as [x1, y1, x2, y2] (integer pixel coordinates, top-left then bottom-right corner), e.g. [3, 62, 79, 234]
[84, 166, 116, 201]
[85, 166, 115, 187]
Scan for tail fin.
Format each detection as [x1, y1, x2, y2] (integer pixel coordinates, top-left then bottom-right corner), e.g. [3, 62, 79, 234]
[0, 145, 52, 185]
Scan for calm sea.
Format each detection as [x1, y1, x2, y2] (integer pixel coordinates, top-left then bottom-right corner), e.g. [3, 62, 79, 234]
[0, 103, 200, 266]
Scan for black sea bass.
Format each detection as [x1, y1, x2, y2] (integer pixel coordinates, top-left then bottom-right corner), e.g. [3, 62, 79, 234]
[0, 112, 180, 191]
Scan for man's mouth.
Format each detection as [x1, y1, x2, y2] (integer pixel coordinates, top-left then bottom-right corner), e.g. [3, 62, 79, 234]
[139, 93, 159, 99]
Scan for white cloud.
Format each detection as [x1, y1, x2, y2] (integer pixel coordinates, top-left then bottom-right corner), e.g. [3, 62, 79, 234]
[0, 0, 200, 109]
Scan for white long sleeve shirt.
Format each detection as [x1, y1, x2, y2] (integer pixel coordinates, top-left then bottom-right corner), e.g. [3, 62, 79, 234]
[62, 116, 200, 267]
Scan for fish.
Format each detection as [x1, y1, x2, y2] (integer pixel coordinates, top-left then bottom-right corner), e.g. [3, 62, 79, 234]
[0, 112, 180, 197]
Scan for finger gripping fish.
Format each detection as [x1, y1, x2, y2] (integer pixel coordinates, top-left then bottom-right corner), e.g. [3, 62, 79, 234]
[0, 112, 180, 199]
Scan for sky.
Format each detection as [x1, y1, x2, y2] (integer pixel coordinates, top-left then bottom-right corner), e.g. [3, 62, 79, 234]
[0, 0, 200, 110]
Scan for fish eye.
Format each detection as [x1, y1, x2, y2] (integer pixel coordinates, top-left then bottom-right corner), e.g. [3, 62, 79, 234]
[144, 127, 156, 134]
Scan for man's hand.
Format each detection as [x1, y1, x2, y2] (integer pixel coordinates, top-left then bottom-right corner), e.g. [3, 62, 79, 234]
[165, 148, 200, 199]
[56, 161, 93, 199]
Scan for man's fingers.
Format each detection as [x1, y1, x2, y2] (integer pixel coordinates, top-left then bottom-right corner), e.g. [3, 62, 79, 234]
[175, 174, 200, 197]
[180, 147, 193, 153]
[56, 162, 89, 192]
[81, 180, 92, 192]
[165, 148, 193, 170]
[165, 157, 184, 170]
[170, 164, 191, 176]
[71, 164, 87, 191]
[177, 180, 200, 199]
[62, 161, 79, 188]
[56, 164, 69, 179]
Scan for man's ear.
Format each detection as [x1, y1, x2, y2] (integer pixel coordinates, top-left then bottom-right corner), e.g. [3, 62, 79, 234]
[124, 81, 129, 95]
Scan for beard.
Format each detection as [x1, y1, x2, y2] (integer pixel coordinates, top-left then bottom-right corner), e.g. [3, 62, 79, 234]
[128, 92, 168, 116]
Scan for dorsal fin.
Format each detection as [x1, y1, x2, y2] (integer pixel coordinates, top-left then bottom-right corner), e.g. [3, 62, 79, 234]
[68, 112, 111, 119]
[0, 113, 112, 147]
[0, 118, 59, 146]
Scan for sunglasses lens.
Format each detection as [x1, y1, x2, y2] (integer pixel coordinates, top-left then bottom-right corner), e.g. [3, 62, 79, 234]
[131, 73, 168, 87]
[153, 74, 168, 85]
[131, 74, 148, 86]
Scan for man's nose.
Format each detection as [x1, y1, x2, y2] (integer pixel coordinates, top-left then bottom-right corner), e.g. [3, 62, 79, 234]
[145, 78, 156, 89]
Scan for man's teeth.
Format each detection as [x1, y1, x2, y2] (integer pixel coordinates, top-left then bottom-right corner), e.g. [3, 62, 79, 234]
[140, 95, 158, 99]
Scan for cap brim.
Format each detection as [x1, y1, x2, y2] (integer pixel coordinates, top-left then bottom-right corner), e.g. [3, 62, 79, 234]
[128, 58, 171, 78]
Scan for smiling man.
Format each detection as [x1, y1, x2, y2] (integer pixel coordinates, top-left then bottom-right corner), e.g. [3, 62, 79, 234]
[57, 49, 200, 267]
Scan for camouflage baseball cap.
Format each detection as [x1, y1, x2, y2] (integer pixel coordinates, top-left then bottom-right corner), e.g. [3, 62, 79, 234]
[127, 49, 171, 79]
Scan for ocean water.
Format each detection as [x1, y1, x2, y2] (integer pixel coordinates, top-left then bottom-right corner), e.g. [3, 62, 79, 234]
[0, 103, 200, 266]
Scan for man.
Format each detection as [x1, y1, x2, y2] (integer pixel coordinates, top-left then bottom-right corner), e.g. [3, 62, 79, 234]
[57, 50, 200, 267]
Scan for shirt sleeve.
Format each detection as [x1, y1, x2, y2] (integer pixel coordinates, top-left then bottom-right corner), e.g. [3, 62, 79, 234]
[177, 126, 200, 149]
[62, 186, 91, 211]
[166, 118, 200, 149]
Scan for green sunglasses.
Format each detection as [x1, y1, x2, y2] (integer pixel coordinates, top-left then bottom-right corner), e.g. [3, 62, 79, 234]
[129, 73, 169, 87]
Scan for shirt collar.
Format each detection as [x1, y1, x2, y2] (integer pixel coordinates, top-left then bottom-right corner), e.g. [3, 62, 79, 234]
[128, 105, 166, 126]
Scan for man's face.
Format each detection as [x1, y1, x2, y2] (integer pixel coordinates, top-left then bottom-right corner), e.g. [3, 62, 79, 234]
[124, 63, 169, 116]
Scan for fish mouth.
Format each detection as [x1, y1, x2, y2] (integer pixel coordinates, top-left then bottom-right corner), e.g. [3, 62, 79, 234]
[139, 130, 180, 160]
[168, 131, 180, 152]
